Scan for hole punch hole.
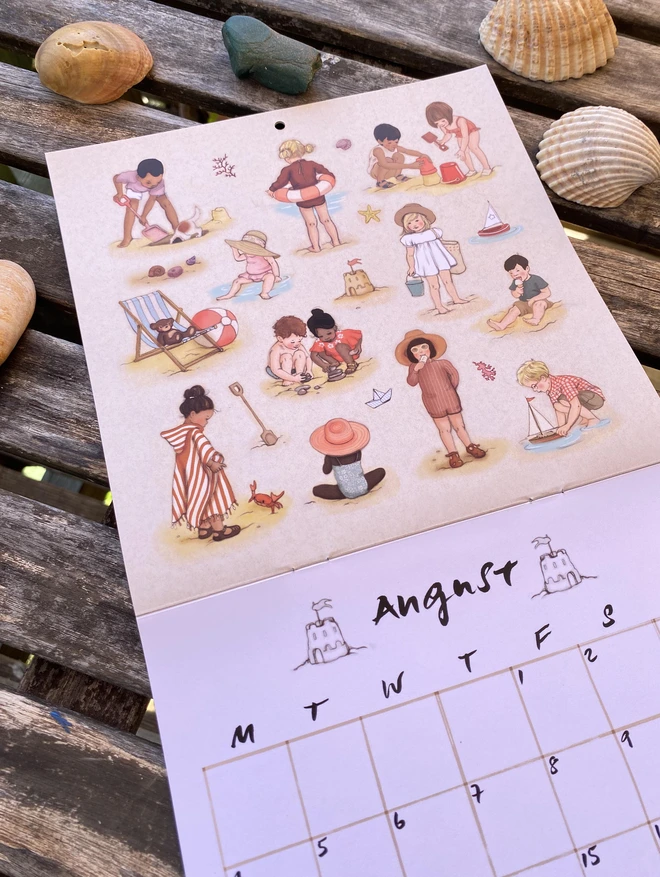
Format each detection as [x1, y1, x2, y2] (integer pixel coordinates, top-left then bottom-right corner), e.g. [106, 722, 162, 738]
[274, 121, 285, 130]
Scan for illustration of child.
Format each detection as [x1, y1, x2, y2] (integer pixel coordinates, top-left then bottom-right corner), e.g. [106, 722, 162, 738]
[267, 316, 313, 385]
[517, 361, 606, 437]
[160, 386, 240, 542]
[488, 255, 554, 332]
[307, 308, 362, 382]
[396, 203, 467, 315]
[425, 102, 492, 177]
[310, 418, 386, 500]
[396, 330, 486, 469]
[267, 140, 341, 253]
[217, 231, 281, 301]
[113, 158, 179, 248]
[368, 123, 429, 189]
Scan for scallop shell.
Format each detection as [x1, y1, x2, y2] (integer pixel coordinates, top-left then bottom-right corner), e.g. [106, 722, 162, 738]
[537, 106, 660, 208]
[479, 0, 618, 82]
[0, 261, 36, 366]
[35, 21, 153, 104]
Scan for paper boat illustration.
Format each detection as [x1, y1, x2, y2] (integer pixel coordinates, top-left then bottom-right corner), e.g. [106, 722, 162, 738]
[366, 388, 392, 408]
[477, 203, 511, 237]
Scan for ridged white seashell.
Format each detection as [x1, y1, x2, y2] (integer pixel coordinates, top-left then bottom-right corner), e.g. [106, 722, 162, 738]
[35, 21, 153, 104]
[479, 0, 618, 82]
[537, 106, 660, 208]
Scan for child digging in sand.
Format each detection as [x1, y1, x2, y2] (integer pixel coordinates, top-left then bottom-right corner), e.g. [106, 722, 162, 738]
[488, 255, 554, 332]
[307, 308, 362, 382]
[113, 158, 179, 248]
[368, 123, 430, 189]
[266, 316, 313, 386]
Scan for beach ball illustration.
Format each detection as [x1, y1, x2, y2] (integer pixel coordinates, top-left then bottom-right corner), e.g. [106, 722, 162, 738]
[191, 307, 239, 350]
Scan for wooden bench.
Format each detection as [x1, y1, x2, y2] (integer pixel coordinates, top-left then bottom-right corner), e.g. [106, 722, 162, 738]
[0, 1, 659, 873]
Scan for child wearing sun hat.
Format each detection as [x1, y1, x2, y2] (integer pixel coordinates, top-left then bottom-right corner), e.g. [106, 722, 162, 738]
[217, 230, 281, 301]
[309, 418, 386, 500]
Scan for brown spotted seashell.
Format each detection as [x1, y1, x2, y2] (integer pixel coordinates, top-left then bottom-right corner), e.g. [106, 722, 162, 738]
[537, 106, 660, 208]
[0, 261, 36, 366]
[35, 22, 153, 104]
[479, 0, 617, 82]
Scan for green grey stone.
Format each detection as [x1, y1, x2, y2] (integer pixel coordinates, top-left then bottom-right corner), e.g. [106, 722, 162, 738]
[222, 15, 322, 96]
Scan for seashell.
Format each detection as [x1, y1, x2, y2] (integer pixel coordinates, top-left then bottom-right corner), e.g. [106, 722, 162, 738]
[336, 139, 352, 150]
[479, 0, 617, 82]
[167, 266, 184, 278]
[186, 256, 197, 266]
[537, 106, 660, 208]
[35, 22, 153, 104]
[0, 261, 36, 366]
[148, 265, 166, 277]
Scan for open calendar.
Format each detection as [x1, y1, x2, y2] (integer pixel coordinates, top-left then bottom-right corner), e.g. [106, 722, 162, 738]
[47, 65, 660, 875]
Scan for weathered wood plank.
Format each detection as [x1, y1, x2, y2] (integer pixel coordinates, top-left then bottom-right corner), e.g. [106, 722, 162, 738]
[0, 488, 148, 695]
[0, 465, 106, 522]
[0, 688, 182, 877]
[168, 0, 660, 130]
[18, 658, 149, 733]
[1, 0, 659, 130]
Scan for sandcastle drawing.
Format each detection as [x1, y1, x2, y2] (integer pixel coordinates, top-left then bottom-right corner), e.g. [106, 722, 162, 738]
[211, 207, 232, 226]
[532, 535, 594, 598]
[294, 598, 366, 669]
[343, 258, 375, 297]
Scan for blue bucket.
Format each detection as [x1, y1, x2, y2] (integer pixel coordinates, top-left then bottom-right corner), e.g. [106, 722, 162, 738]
[406, 275, 425, 297]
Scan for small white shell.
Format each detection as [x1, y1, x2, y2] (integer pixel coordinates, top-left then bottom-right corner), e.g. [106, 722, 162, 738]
[35, 21, 153, 104]
[0, 261, 36, 366]
[537, 106, 660, 208]
[479, 0, 618, 82]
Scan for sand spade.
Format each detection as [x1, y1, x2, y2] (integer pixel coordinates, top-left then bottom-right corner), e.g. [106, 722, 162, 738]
[116, 195, 170, 243]
[228, 382, 278, 446]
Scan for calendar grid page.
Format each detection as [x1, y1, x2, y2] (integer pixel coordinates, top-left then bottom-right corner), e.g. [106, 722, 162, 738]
[203, 617, 660, 877]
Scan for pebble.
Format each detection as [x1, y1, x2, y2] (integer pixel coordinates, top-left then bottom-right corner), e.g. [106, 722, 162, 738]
[296, 387, 309, 395]
[167, 266, 184, 278]
[314, 385, 321, 389]
[222, 15, 321, 95]
[336, 139, 352, 150]
[186, 256, 197, 266]
[0, 260, 35, 366]
[148, 265, 165, 277]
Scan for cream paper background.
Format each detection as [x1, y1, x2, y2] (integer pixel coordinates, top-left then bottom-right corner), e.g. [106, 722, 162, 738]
[47, 66, 660, 617]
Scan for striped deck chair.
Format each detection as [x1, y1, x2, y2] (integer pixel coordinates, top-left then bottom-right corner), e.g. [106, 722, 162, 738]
[119, 291, 222, 373]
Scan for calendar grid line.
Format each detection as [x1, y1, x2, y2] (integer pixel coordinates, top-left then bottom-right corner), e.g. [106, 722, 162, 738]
[509, 667, 583, 873]
[358, 717, 408, 876]
[208, 616, 660, 874]
[577, 643, 660, 860]
[434, 692, 499, 877]
[203, 616, 660, 775]
[285, 741, 323, 877]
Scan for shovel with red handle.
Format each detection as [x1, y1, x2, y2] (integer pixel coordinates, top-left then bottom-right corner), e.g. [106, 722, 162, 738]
[115, 195, 170, 242]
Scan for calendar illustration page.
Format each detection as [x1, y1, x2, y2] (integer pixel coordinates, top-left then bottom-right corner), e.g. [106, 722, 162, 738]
[46, 66, 660, 617]
[140, 465, 660, 877]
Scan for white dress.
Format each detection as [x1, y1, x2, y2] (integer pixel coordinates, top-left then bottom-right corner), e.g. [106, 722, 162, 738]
[401, 228, 456, 275]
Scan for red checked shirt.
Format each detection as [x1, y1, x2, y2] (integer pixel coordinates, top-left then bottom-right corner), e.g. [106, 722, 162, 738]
[547, 375, 603, 404]
[311, 329, 362, 363]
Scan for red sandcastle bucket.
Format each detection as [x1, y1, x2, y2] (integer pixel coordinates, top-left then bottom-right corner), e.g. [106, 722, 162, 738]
[440, 162, 467, 184]
[419, 156, 441, 187]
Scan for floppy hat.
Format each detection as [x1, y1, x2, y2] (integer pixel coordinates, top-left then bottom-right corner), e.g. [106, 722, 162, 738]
[310, 418, 370, 456]
[394, 203, 437, 227]
[225, 230, 279, 258]
[395, 329, 447, 365]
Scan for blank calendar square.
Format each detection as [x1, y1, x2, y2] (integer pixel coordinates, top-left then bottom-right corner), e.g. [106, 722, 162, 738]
[579, 826, 660, 877]
[316, 817, 402, 877]
[363, 696, 462, 809]
[551, 736, 646, 848]
[523, 854, 582, 877]
[441, 671, 538, 778]
[476, 760, 572, 874]
[231, 842, 318, 877]
[518, 649, 609, 752]
[395, 787, 492, 877]
[206, 746, 308, 866]
[619, 716, 660, 820]
[289, 722, 383, 835]
[586, 624, 660, 727]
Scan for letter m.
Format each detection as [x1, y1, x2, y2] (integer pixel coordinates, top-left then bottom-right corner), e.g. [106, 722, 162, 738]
[231, 723, 255, 749]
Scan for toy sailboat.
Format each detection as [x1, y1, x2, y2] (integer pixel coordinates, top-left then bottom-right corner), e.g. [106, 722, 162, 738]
[477, 203, 511, 237]
[526, 397, 559, 444]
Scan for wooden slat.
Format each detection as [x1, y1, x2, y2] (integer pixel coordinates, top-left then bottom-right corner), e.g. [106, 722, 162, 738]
[0, 688, 181, 877]
[1, 0, 660, 130]
[0, 488, 148, 695]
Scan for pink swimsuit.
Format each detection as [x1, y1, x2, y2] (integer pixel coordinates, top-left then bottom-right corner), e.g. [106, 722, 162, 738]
[239, 254, 273, 281]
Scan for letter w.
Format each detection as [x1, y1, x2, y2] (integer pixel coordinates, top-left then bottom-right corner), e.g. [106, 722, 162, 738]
[231, 723, 255, 749]
[382, 671, 405, 699]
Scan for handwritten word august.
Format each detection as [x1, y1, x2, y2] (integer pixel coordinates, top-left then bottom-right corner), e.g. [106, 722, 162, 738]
[372, 560, 518, 627]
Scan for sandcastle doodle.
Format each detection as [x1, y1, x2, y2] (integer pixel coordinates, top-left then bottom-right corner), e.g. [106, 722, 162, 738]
[531, 535, 596, 598]
[294, 598, 366, 670]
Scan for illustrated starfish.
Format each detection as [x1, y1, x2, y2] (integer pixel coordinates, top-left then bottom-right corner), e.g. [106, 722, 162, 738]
[358, 204, 381, 224]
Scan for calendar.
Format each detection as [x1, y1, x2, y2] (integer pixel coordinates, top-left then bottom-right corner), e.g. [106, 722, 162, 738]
[46, 63, 660, 876]
[140, 464, 660, 876]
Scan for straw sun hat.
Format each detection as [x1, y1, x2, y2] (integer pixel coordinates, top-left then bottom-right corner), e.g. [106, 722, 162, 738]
[224, 230, 279, 258]
[310, 418, 370, 456]
[394, 203, 436, 227]
[395, 329, 447, 366]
